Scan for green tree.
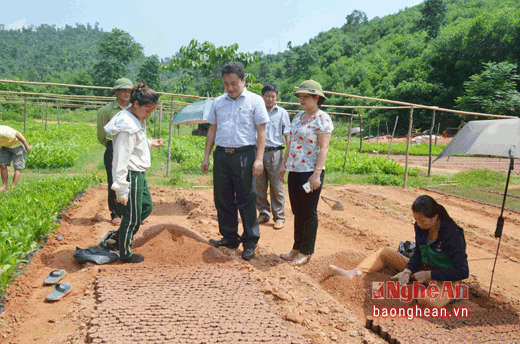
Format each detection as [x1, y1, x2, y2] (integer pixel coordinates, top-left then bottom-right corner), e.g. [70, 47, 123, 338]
[455, 61, 520, 116]
[66, 69, 94, 96]
[416, 0, 446, 40]
[137, 55, 161, 90]
[294, 45, 319, 79]
[344, 10, 367, 71]
[92, 29, 143, 87]
[163, 39, 258, 96]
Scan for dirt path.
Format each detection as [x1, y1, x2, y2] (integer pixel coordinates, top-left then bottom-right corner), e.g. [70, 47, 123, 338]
[2, 183, 520, 343]
[386, 155, 520, 174]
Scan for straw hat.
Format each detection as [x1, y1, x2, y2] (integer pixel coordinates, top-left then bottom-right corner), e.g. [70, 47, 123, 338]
[293, 80, 327, 99]
[111, 78, 133, 92]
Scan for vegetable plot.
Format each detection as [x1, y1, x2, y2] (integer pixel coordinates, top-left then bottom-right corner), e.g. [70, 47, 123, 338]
[3, 121, 98, 169]
[0, 174, 100, 294]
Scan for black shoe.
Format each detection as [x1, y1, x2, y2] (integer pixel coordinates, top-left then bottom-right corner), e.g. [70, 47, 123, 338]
[258, 215, 270, 224]
[209, 238, 240, 249]
[120, 253, 144, 264]
[100, 230, 119, 250]
[242, 248, 255, 261]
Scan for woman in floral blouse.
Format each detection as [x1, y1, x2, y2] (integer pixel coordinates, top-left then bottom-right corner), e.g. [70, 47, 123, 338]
[278, 80, 333, 266]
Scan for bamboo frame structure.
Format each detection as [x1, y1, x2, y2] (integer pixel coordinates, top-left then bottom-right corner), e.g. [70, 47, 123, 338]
[292, 86, 514, 188]
[2, 79, 515, 185]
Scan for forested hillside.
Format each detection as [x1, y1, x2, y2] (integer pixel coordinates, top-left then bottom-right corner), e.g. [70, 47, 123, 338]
[0, 23, 176, 93]
[1, 0, 519, 132]
[0, 23, 103, 84]
[244, 0, 520, 131]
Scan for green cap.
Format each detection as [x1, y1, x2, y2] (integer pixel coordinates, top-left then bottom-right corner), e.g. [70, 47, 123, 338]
[293, 80, 327, 99]
[111, 78, 133, 91]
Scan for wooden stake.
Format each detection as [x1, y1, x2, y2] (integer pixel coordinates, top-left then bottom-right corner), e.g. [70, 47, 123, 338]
[158, 101, 163, 153]
[436, 122, 440, 145]
[387, 116, 399, 158]
[403, 107, 414, 189]
[23, 96, 27, 134]
[167, 97, 174, 176]
[342, 114, 353, 172]
[57, 103, 60, 125]
[428, 109, 436, 177]
[359, 113, 363, 153]
[45, 102, 48, 130]
[377, 119, 380, 144]
[153, 111, 157, 138]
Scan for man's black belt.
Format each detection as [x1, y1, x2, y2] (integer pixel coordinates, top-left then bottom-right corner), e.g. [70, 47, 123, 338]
[216, 145, 255, 154]
[265, 146, 284, 152]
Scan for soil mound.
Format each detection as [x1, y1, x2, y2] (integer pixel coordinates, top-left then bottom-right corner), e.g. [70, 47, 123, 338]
[132, 224, 233, 267]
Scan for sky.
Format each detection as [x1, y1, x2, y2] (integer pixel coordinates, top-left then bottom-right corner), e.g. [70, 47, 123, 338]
[2, 0, 424, 59]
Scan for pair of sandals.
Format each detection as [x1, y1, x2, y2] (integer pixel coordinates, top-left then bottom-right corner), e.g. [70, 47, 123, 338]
[44, 270, 72, 302]
[280, 250, 312, 266]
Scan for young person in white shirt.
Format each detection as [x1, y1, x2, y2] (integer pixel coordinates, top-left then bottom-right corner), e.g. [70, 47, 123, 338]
[104, 83, 164, 263]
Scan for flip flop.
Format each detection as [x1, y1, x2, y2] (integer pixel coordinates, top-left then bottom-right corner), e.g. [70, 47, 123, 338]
[43, 270, 66, 285]
[45, 283, 72, 302]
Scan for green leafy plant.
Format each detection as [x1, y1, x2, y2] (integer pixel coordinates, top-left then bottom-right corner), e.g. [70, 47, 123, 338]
[0, 174, 100, 293]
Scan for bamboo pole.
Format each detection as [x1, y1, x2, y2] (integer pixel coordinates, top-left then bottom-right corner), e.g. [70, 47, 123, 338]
[359, 113, 363, 153]
[23, 97, 27, 134]
[167, 96, 174, 177]
[377, 119, 380, 144]
[0, 79, 206, 99]
[322, 89, 513, 119]
[45, 102, 48, 130]
[279, 100, 411, 110]
[436, 122, 440, 145]
[387, 116, 399, 158]
[386, 121, 389, 135]
[41, 105, 44, 130]
[57, 103, 60, 125]
[403, 107, 414, 189]
[428, 109, 437, 177]
[342, 114, 354, 172]
[158, 101, 163, 153]
[153, 112, 157, 138]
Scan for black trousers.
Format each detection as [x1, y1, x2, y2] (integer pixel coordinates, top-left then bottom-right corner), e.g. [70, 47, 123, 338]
[103, 141, 122, 219]
[213, 148, 260, 250]
[288, 170, 325, 255]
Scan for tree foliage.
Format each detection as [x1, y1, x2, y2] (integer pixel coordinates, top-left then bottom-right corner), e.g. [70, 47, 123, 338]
[416, 0, 447, 40]
[2, 0, 520, 135]
[455, 61, 520, 116]
[137, 55, 161, 90]
[163, 39, 259, 96]
[0, 23, 103, 82]
[92, 29, 143, 87]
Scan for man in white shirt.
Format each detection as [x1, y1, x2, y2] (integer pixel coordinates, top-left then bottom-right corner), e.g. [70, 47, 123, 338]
[201, 62, 270, 261]
[256, 84, 290, 230]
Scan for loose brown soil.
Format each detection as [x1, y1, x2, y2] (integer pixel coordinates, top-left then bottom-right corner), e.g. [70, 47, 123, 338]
[2, 178, 520, 343]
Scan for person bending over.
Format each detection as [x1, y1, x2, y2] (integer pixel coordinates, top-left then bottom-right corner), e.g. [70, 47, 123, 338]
[328, 195, 469, 307]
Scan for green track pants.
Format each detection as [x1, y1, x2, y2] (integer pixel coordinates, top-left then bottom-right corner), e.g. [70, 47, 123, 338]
[118, 170, 153, 260]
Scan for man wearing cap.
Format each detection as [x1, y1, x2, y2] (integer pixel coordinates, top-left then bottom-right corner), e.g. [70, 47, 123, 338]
[97, 78, 133, 226]
[201, 61, 270, 261]
[257, 84, 290, 230]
